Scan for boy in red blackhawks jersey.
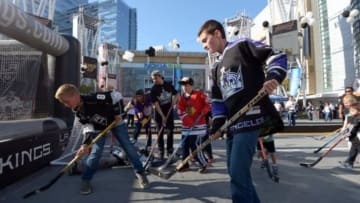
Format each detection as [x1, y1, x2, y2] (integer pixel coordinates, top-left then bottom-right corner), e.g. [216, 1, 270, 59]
[177, 77, 211, 173]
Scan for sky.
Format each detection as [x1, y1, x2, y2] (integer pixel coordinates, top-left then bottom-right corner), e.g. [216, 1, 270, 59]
[122, 0, 267, 52]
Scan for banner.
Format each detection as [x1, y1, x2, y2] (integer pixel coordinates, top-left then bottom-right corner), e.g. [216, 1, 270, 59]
[173, 68, 183, 92]
[289, 67, 301, 97]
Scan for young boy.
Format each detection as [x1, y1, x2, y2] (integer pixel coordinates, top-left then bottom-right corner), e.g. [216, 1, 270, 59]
[55, 84, 149, 195]
[339, 102, 360, 170]
[177, 77, 210, 173]
[128, 89, 153, 154]
[257, 134, 278, 176]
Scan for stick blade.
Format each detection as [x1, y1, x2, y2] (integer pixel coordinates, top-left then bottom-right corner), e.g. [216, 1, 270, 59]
[23, 190, 39, 199]
[300, 157, 322, 168]
[148, 165, 176, 180]
[313, 148, 322, 154]
[299, 162, 312, 168]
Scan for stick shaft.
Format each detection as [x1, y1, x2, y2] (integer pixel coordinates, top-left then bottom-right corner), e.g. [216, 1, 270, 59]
[23, 120, 118, 198]
[143, 106, 173, 169]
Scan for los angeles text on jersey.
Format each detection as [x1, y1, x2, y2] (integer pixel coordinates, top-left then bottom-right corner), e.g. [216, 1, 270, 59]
[229, 117, 264, 131]
[0, 143, 51, 175]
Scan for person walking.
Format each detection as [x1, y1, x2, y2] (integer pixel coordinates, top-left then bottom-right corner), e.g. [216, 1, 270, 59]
[54, 84, 149, 195]
[285, 96, 297, 126]
[150, 70, 179, 159]
[197, 19, 287, 203]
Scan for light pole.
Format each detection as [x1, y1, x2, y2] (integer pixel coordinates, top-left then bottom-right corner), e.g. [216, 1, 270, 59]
[342, 7, 360, 82]
[298, 11, 315, 108]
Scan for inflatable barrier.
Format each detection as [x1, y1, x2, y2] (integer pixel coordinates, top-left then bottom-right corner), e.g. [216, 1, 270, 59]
[0, 118, 70, 189]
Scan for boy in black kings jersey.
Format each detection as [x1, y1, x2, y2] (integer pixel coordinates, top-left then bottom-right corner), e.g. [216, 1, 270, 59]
[197, 19, 287, 203]
[55, 84, 149, 195]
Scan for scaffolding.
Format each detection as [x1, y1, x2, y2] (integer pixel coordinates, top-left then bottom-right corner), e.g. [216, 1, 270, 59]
[224, 11, 253, 41]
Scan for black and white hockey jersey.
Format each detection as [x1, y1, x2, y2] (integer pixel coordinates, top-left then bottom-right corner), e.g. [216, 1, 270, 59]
[75, 91, 123, 130]
[210, 38, 287, 135]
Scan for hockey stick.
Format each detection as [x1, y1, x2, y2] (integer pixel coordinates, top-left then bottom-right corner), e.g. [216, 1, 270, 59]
[313, 128, 341, 141]
[258, 138, 279, 183]
[313, 131, 343, 154]
[23, 120, 118, 199]
[143, 106, 173, 170]
[299, 135, 347, 168]
[157, 114, 203, 171]
[149, 88, 268, 179]
[299, 126, 353, 168]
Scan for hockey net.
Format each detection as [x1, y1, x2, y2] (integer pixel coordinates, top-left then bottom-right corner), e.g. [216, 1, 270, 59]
[0, 41, 42, 120]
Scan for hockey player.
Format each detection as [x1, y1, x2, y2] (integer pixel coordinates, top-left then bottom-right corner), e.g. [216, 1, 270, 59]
[197, 19, 287, 203]
[177, 77, 211, 173]
[55, 84, 149, 195]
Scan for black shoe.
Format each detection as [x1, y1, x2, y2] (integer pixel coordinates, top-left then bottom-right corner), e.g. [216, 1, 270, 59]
[80, 180, 92, 195]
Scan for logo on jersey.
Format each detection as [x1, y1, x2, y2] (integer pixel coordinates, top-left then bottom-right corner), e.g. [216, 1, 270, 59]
[96, 94, 106, 100]
[158, 89, 172, 105]
[220, 65, 244, 99]
[90, 114, 107, 126]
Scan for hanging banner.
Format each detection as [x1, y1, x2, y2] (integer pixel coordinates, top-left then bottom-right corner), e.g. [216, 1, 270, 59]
[82, 56, 97, 79]
[173, 68, 183, 92]
[289, 67, 301, 97]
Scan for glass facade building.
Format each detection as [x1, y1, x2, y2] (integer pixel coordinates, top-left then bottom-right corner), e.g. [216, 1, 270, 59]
[351, 0, 360, 78]
[55, 0, 136, 50]
[318, 0, 332, 91]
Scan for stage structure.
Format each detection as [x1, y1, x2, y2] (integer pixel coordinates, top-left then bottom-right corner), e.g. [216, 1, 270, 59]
[0, 1, 80, 188]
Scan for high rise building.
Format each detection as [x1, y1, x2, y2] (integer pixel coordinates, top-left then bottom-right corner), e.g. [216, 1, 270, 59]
[251, 0, 358, 101]
[55, 0, 136, 50]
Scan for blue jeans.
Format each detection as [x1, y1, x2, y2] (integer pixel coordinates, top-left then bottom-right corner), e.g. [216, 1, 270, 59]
[287, 111, 296, 126]
[82, 122, 144, 180]
[226, 129, 261, 203]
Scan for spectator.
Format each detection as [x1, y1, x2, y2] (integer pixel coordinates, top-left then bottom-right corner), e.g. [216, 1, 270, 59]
[285, 96, 297, 126]
[305, 101, 314, 120]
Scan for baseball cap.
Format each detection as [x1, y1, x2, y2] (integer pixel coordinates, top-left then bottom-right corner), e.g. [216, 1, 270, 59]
[135, 89, 144, 95]
[151, 70, 162, 77]
[178, 77, 194, 85]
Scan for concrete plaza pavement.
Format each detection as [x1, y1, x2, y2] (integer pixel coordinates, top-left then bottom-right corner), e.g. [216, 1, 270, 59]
[1, 132, 359, 203]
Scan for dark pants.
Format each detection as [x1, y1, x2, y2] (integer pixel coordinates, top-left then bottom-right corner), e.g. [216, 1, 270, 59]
[347, 138, 360, 165]
[133, 122, 152, 148]
[156, 122, 174, 155]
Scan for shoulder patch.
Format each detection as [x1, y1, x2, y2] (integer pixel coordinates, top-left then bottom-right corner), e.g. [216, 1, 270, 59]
[96, 94, 106, 100]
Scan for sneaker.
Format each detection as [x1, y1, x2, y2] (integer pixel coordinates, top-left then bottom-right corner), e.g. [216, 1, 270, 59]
[80, 180, 92, 195]
[198, 166, 207, 174]
[272, 165, 279, 176]
[339, 161, 353, 170]
[136, 172, 149, 189]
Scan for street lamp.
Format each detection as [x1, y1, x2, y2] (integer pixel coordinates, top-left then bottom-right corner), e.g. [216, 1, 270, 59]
[342, 7, 360, 87]
[342, 8, 359, 24]
[300, 11, 315, 28]
[298, 11, 315, 108]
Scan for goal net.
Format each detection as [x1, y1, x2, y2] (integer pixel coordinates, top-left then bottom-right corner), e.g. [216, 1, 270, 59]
[0, 41, 42, 120]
